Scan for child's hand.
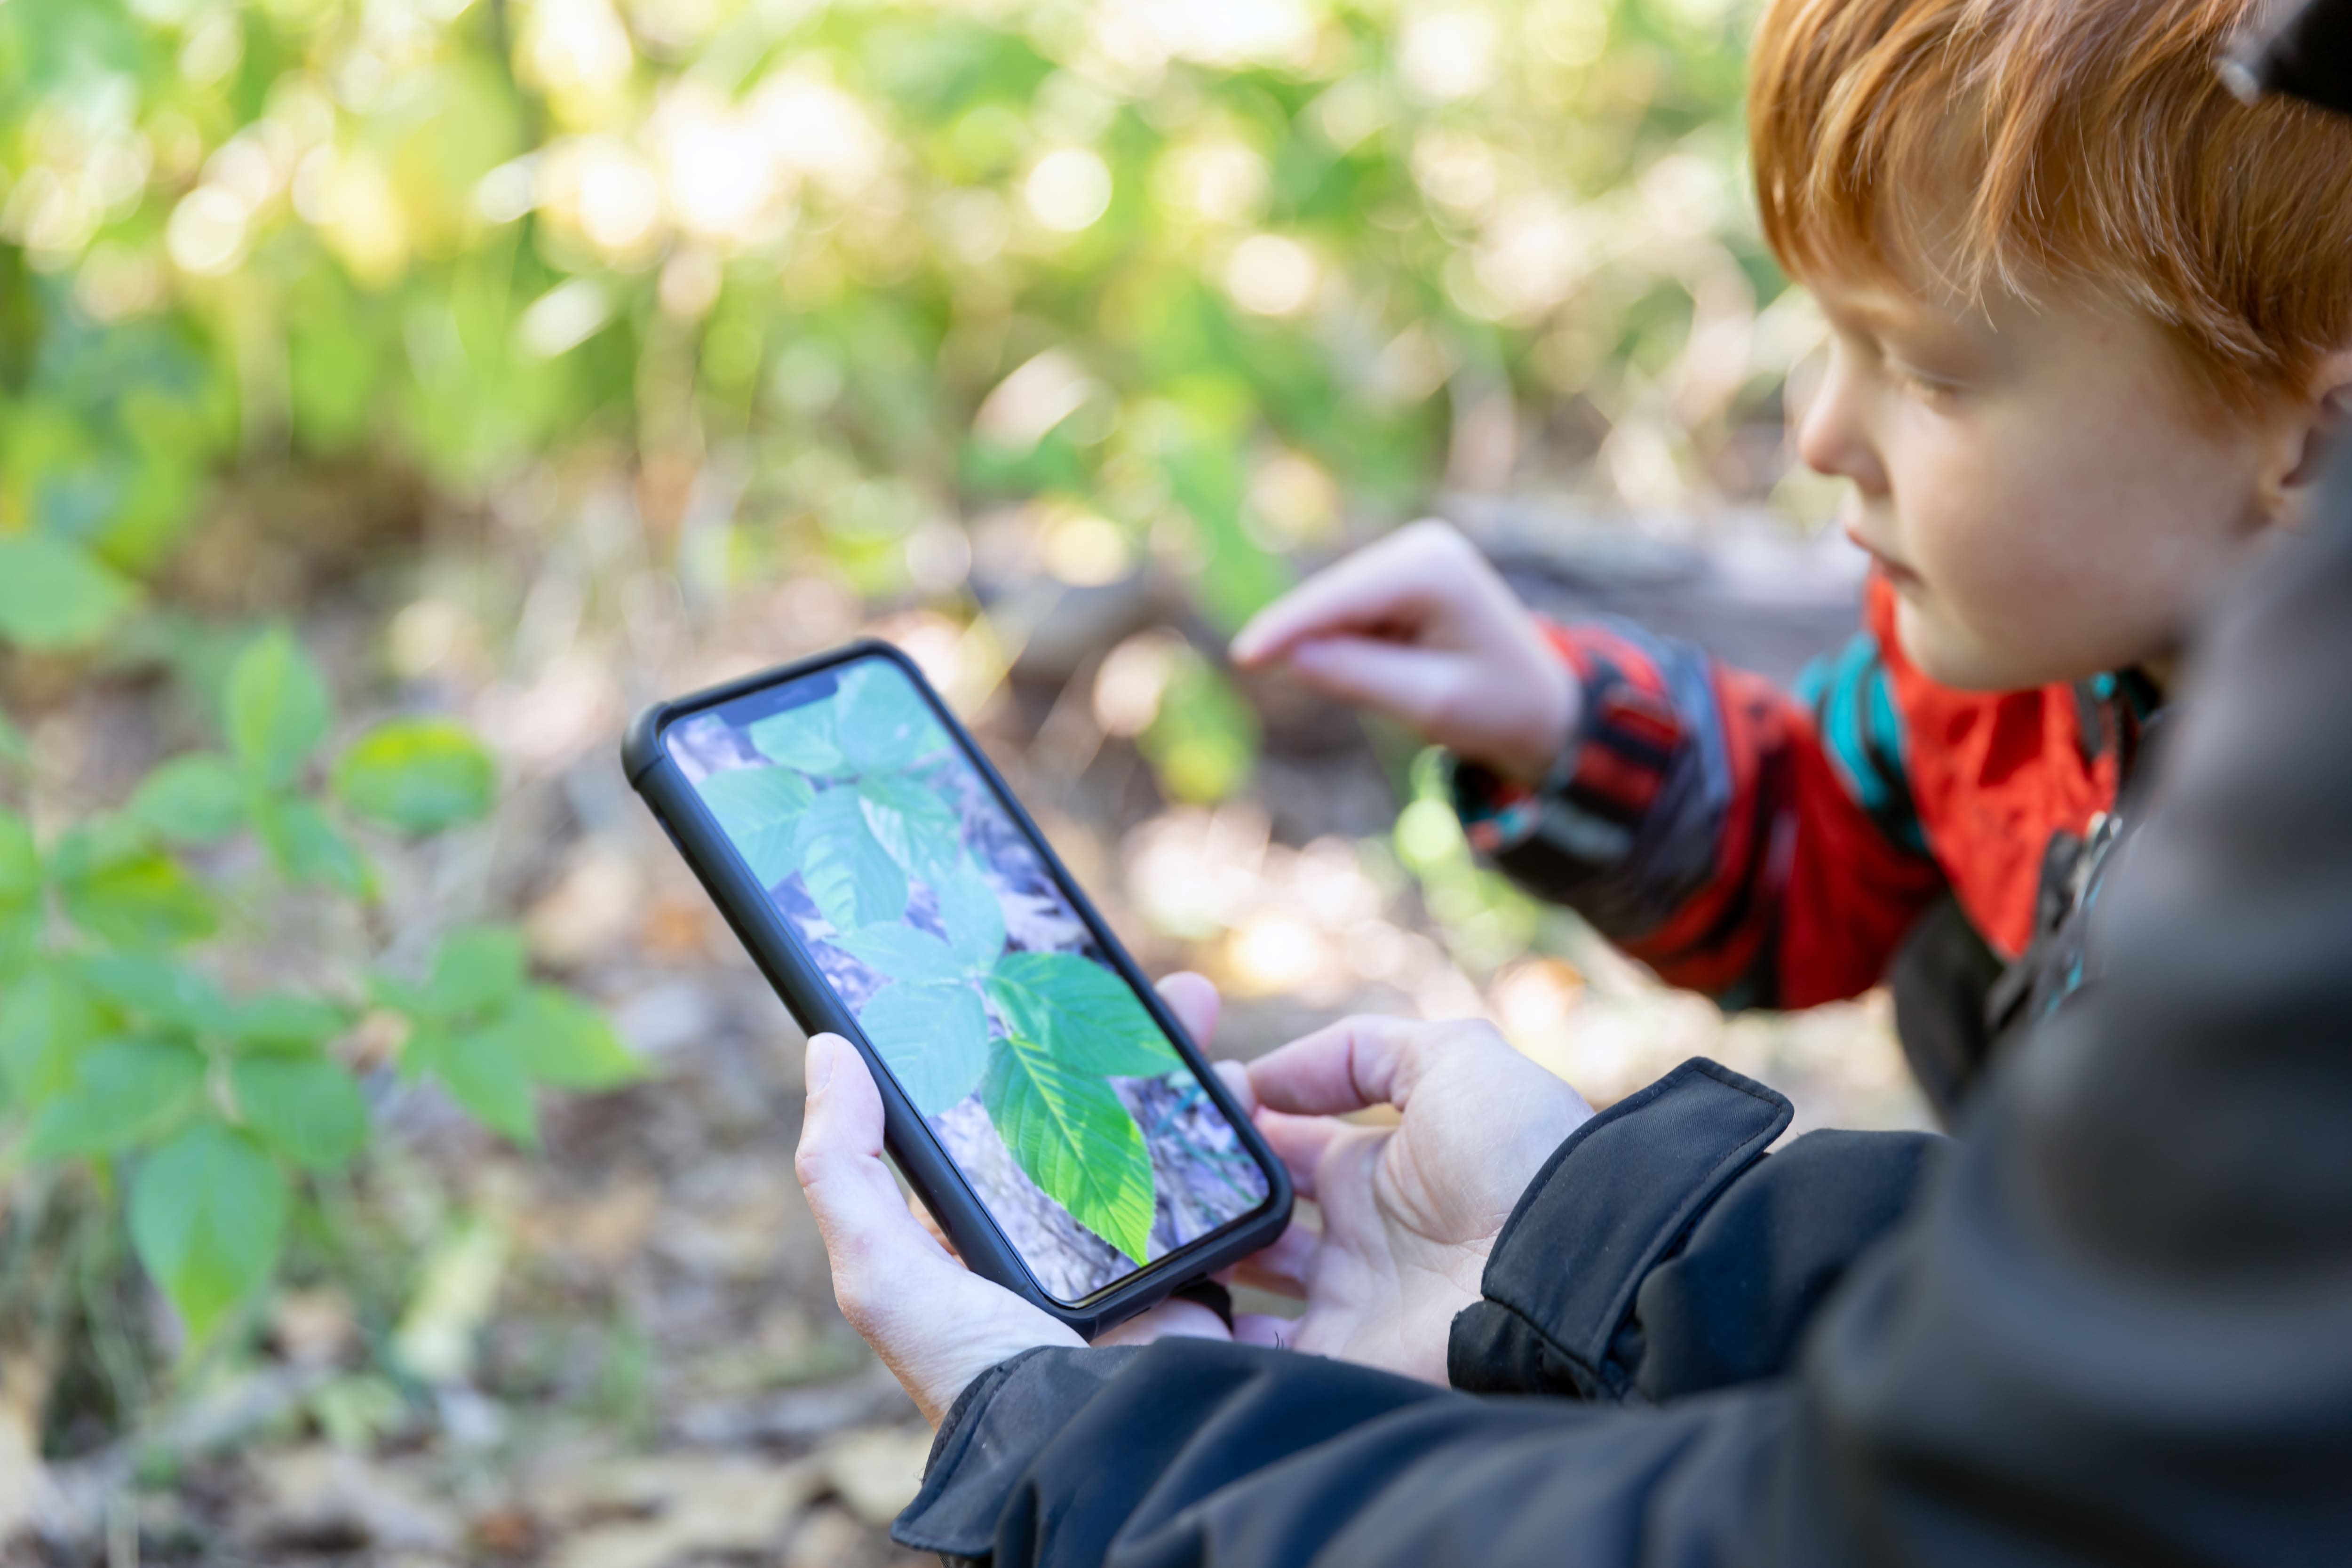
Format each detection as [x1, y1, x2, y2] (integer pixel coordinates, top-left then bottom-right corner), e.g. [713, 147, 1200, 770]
[1230, 519, 1578, 782]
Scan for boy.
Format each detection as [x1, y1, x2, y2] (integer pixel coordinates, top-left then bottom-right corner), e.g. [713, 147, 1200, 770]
[1233, 0, 2352, 1119]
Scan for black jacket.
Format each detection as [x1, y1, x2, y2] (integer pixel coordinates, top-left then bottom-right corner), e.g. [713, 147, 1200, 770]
[886, 436, 2352, 1562]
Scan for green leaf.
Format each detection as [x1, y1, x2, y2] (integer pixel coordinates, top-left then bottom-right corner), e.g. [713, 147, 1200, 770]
[368, 970, 430, 1020]
[934, 858, 1006, 970]
[129, 753, 249, 845]
[859, 979, 991, 1115]
[28, 1038, 207, 1158]
[0, 711, 28, 768]
[0, 535, 136, 650]
[129, 1121, 288, 1344]
[0, 908, 33, 984]
[230, 995, 348, 1053]
[0, 808, 39, 976]
[855, 773, 961, 884]
[0, 965, 105, 1106]
[411, 1023, 538, 1145]
[53, 821, 216, 948]
[424, 926, 527, 1018]
[79, 953, 233, 1035]
[794, 786, 907, 931]
[491, 986, 644, 1089]
[225, 628, 332, 789]
[392, 1018, 438, 1082]
[983, 1030, 1157, 1264]
[984, 951, 1182, 1079]
[333, 718, 496, 833]
[747, 701, 847, 777]
[835, 662, 946, 775]
[834, 923, 967, 983]
[254, 797, 373, 895]
[232, 1056, 369, 1172]
[695, 764, 814, 886]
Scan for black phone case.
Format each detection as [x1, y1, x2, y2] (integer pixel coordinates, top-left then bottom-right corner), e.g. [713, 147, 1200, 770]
[622, 639, 1293, 1338]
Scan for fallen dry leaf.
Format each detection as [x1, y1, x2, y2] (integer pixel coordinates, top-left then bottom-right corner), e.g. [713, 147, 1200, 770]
[527, 840, 646, 966]
[515, 1172, 664, 1269]
[0, 1348, 55, 1544]
[820, 1426, 934, 1528]
[540, 1453, 822, 1568]
[247, 1446, 461, 1554]
[272, 1288, 360, 1369]
[782, 1503, 874, 1568]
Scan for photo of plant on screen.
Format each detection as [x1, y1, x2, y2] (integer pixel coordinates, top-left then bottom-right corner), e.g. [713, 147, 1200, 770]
[668, 661, 1269, 1299]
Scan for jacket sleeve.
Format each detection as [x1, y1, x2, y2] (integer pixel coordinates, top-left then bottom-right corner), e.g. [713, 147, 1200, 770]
[1446, 1060, 1944, 1403]
[891, 449, 2352, 1567]
[894, 1063, 1947, 1564]
[1450, 586, 1946, 1007]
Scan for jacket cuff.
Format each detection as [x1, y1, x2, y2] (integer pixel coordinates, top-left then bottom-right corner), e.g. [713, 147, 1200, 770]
[894, 1346, 1143, 1558]
[1448, 1058, 1791, 1402]
[1449, 620, 1687, 876]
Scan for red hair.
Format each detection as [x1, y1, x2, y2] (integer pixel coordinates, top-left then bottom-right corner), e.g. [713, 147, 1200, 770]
[1750, 0, 2352, 409]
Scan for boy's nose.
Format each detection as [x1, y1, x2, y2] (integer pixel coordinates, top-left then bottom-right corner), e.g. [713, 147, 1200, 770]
[1795, 362, 1888, 494]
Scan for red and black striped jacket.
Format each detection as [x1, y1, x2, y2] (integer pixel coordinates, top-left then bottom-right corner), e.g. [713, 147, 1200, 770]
[1452, 575, 2160, 1114]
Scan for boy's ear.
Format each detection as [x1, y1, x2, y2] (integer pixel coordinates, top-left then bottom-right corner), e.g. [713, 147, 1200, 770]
[2271, 348, 2352, 516]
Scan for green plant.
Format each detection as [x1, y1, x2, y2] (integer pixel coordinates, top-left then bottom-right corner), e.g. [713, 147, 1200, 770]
[699, 664, 1182, 1261]
[0, 311, 235, 654]
[373, 925, 641, 1148]
[0, 0, 1776, 813]
[0, 628, 638, 1350]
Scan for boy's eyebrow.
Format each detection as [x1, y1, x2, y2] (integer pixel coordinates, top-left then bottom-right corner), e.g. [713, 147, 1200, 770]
[1815, 287, 1930, 341]
[1815, 279, 1992, 352]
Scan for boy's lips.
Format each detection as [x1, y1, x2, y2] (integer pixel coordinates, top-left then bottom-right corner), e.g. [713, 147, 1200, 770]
[1844, 524, 1923, 589]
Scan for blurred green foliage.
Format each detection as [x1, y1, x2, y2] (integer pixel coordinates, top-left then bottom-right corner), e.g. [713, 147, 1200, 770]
[0, 0, 1780, 662]
[0, 626, 639, 1352]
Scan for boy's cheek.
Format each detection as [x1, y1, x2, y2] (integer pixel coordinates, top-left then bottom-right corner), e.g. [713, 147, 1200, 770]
[1887, 594, 1960, 685]
[1888, 591, 2024, 692]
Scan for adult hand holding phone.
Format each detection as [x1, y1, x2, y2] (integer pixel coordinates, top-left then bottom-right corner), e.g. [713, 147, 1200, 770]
[1230, 519, 1579, 784]
[795, 973, 1237, 1426]
[1228, 1016, 1594, 1385]
[797, 971, 1594, 1417]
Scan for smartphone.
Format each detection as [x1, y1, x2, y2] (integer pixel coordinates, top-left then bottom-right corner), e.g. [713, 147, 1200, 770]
[622, 641, 1292, 1336]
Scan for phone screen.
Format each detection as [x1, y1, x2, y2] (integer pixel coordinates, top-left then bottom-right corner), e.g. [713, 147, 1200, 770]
[664, 653, 1271, 1302]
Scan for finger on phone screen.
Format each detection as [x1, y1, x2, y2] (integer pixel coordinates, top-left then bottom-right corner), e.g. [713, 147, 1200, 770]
[1155, 969, 1221, 1051]
[1209, 1058, 1257, 1116]
[1249, 1014, 1428, 1116]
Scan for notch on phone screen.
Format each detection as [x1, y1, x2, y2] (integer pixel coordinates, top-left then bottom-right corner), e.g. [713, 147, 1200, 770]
[663, 654, 1270, 1301]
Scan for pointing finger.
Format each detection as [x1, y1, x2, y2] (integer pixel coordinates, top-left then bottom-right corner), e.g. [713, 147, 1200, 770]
[1230, 526, 1455, 665]
[1283, 636, 1466, 730]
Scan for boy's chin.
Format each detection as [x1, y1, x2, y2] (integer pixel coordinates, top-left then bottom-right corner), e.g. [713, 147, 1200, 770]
[1891, 598, 2047, 693]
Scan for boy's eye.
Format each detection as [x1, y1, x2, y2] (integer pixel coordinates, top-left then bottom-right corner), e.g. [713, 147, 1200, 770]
[1890, 361, 1964, 402]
